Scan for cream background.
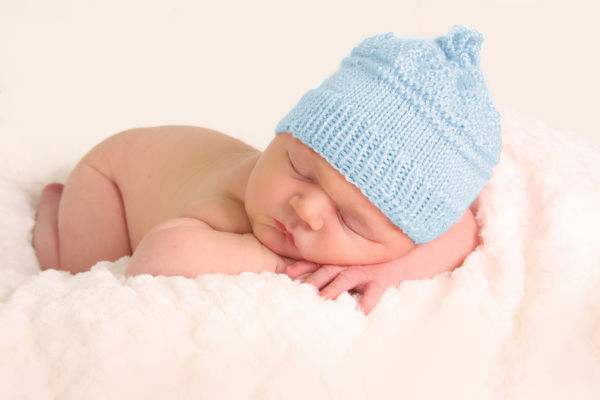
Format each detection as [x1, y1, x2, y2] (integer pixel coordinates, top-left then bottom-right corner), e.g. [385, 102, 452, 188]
[1, 0, 598, 162]
[1, 4, 600, 397]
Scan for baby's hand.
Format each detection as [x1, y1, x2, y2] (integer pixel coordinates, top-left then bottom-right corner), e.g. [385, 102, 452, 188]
[285, 259, 405, 315]
[275, 255, 298, 274]
[286, 208, 480, 313]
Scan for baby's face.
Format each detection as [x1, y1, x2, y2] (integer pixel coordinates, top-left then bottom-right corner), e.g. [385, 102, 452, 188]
[245, 133, 416, 265]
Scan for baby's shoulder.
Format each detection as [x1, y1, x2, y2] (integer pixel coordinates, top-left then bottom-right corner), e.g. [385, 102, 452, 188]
[103, 125, 257, 172]
[113, 125, 254, 153]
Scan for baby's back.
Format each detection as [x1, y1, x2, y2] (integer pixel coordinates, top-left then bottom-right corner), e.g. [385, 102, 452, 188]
[92, 126, 259, 249]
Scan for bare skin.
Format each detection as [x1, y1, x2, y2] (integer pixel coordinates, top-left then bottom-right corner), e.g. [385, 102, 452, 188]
[33, 125, 481, 313]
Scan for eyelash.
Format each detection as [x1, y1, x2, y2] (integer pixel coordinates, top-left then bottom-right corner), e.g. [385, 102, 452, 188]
[338, 209, 359, 234]
[288, 152, 313, 181]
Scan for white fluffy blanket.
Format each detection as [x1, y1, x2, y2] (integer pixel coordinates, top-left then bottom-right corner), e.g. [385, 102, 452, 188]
[1, 109, 599, 399]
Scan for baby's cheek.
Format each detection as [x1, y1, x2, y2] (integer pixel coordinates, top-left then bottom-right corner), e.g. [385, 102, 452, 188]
[302, 236, 359, 265]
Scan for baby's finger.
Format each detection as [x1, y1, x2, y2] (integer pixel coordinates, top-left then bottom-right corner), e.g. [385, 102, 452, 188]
[303, 265, 346, 290]
[285, 260, 319, 278]
[357, 281, 386, 315]
[353, 283, 367, 293]
[319, 267, 369, 300]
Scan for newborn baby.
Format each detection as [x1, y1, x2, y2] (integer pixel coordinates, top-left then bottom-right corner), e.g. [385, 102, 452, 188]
[33, 25, 502, 313]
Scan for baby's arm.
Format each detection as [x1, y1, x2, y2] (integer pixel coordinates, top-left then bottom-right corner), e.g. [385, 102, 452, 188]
[286, 208, 480, 314]
[387, 207, 480, 281]
[126, 217, 292, 278]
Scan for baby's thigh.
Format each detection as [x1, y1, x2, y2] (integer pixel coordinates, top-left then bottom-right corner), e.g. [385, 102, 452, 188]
[57, 149, 131, 273]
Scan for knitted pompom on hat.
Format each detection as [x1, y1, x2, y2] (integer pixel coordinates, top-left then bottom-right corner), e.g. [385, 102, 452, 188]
[275, 25, 502, 244]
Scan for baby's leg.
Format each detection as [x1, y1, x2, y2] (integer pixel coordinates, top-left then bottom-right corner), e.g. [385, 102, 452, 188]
[33, 153, 131, 273]
[33, 183, 64, 269]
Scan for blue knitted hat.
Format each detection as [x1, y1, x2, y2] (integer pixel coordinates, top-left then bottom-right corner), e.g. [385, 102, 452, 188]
[275, 25, 502, 244]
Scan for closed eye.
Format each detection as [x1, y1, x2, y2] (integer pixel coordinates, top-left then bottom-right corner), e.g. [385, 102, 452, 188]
[338, 209, 360, 235]
[338, 209, 379, 242]
[287, 151, 313, 181]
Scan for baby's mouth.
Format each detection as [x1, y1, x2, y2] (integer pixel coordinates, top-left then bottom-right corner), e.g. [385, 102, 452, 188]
[274, 219, 296, 248]
[286, 232, 296, 247]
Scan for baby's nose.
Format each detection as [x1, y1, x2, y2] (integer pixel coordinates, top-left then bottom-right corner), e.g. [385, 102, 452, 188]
[306, 217, 324, 231]
[289, 194, 325, 231]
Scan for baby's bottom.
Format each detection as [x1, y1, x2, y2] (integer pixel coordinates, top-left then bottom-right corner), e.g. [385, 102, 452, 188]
[33, 153, 131, 273]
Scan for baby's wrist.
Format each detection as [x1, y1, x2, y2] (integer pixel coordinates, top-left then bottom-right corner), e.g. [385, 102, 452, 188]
[242, 233, 286, 273]
[238, 233, 267, 270]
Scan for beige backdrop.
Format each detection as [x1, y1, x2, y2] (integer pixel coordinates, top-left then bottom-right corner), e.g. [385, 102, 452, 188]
[1, 0, 598, 159]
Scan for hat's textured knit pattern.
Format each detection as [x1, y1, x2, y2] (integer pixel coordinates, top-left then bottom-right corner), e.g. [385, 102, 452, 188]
[275, 25, 502, 244]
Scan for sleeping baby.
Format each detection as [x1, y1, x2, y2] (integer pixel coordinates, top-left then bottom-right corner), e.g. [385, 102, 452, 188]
[33, 25, 502, 314]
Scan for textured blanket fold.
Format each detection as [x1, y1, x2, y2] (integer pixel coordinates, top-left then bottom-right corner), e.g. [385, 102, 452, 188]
[1, 108, 599, 399]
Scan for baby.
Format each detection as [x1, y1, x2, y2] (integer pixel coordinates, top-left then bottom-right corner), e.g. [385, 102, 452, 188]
[32, 25, 501, 313]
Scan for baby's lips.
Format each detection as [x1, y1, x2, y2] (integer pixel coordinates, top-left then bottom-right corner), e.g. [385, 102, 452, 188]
[286, 231, 296, 248]
[273, 218, 287, 232]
